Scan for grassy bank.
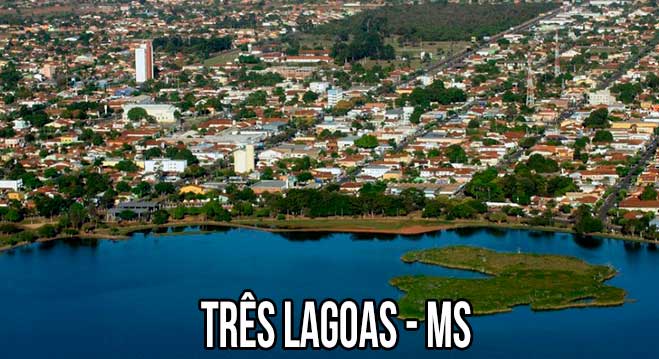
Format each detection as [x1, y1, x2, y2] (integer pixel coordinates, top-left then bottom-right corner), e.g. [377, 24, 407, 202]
[2, 216, 656, 254]
[392, 246, 626, 319]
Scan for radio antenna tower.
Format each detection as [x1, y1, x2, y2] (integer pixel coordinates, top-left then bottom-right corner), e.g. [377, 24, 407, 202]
[554, 30, 561, 78]
[526, 51, 535, 108]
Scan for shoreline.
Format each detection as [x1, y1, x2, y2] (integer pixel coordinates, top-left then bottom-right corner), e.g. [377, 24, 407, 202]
[1, 217, 657, 253]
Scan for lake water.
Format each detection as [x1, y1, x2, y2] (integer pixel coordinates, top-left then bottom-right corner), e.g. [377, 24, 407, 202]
[1, 226, 658, 358]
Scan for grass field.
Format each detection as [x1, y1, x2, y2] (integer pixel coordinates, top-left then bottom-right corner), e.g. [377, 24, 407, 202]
[295, 32, 470, 69]
[392, 246, 626, 319]
[204, 49, 241, 66]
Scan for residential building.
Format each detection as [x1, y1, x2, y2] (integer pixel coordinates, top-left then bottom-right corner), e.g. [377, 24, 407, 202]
[234, 145, 255, 174]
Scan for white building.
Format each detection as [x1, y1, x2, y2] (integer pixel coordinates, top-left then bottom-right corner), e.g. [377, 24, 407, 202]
[12, 119, 30, 130]
[122, 104, 177, 124]
[135, 41, 154, 84]
[360, 165, 390, 179]
[588, 89, 616, 106]
[327, 89, 343, 108]
[234, 145, 255, 174]
[0, 179, 23, 191]
[309, 82, 330, 94]
[143, 159, 187, 174]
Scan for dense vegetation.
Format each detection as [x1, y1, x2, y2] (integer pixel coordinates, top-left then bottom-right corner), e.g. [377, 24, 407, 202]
[329, 14, 395, 64]
[392, 246, 625, 318]
[465, 158, 576, 206]
[153, 36, 232, 58]
[315, 2, 558, 42]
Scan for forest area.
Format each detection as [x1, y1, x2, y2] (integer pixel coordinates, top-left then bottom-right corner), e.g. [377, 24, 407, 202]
[314, 1, 559, 42]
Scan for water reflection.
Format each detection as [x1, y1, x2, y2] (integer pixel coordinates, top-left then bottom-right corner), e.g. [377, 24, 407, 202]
[38, 241, 57, 251]
[485, 227, 508, 238]
[61, 237, 100, 248]
[449, 227, 483, 238]
[153, 227, 168, 234]
[17, 246, 35, 255]
[127, 228, 152, 236]
[623, 241, 643, 252]
[276, 231, 333, 241]
[350, 233, 398, 241]
[171, 226, 185, 233]
[400, 233, 426, 241]
[573, 235, 603, 249]
[528, 230, 556, 239]
[198, 225, 231, 233]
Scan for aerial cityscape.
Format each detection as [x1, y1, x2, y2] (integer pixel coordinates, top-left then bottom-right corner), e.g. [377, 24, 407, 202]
[2, 0, 659, 357]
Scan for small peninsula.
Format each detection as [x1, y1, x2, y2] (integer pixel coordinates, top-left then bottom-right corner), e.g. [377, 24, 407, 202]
[391, 246, 626, 319]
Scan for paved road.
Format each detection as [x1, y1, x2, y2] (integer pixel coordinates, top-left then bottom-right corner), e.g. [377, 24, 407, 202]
[394, 6, 564, 88]
[596, 34, 659, 91]
[597, 138, 659, 222]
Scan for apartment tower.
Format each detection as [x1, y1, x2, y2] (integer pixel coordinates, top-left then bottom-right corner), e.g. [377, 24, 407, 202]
[135, 41, 154, 83]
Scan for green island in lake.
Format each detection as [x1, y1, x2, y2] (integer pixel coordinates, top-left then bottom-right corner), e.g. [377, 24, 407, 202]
[391, 246, 626, 319]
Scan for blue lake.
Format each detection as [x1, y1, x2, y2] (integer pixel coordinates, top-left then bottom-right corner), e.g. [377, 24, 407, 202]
[1, 227, 658, 358]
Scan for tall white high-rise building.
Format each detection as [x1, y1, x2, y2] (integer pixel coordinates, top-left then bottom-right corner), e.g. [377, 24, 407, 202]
[135, 41, 154, 83]
[234, 145, 255, 174]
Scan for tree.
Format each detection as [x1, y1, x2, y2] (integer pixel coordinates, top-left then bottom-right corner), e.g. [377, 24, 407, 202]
[117, 210, 137, 221]
[116, 181, 131, 193]
[5, 208, 23, 222]
[0, 61, 22, 90]
[465, 168, 504, 202]
[354, 135, 379, 149]
[409, 107, 423, 125]
[422, 199, 444, 218]
[202, 200, 231, 221]
[34, 194, 67, 218]
[583, 108, 609, 129]
[487, 211, 508, 223]
[154, 182, 175, 195]
[115, 160, 138, 173]
[172, 206, 187, 220]
[592, 130, 613, 143]
[573, 206, 603, 234]
[261, 167, 274, 180]
[144, 147, 163, 160]
[127, 107, 148, 121]
[547, 176, 577, 197]
[68, 203, 88, 229]
[640, 185, 658, 201]
[296, 171, 313, 182]
[37, 224, 58, 238]
[244, 90, 267, 106]
[525, 154, 559, 173]
[132, 181, 152, 198]
[611, 82, 641, 104]
[302, 91, 319, 104]
[152, 210, 170, 225]
[44, 167, 59, 178]
[445, 144, 468, 163]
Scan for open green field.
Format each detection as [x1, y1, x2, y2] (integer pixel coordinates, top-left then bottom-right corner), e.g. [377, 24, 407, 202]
[204, 49, 241, 66]
[363, 39, 470, 68]
[295, 32, 470, 68]
[392, 246, 626, 319]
